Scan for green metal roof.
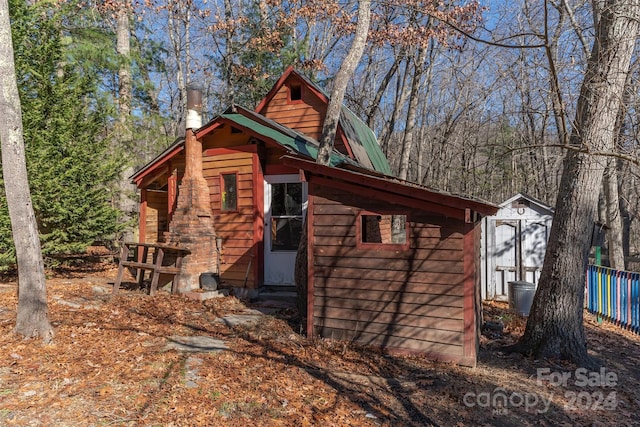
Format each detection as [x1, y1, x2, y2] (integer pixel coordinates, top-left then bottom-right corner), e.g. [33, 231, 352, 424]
[290, 70, 392, 175]
[221, 113, 358, 168]
[339, 107, 392, 175]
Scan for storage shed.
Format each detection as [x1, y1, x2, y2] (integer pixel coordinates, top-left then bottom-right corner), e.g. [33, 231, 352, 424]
[481, 193, 554, 301]
[283, 156, 497, 367]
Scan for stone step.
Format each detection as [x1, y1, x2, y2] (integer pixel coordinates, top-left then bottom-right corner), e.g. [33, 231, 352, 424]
[253, 286, 298, 312]
[258, 290, 296, 301]
[184, 289, 230, 301]
[262, 285, 297, 293]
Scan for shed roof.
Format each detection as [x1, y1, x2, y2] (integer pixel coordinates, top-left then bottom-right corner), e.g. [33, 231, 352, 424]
[282, 155, 498, 220]
[499, 193, 555, 214]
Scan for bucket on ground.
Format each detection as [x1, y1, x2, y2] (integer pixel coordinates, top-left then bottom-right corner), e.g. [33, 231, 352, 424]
[200, 272, 219, 291]
[508, 281, 537, 316]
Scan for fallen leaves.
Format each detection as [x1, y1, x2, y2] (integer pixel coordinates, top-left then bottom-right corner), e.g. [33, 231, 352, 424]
[0, 265, 638, 426]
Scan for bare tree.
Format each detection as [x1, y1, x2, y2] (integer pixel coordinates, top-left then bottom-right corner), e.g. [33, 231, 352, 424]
[397, 46, 427, 181]
[601, 68, 635, 269]
[515, 0, 640, 368]
[316, 0, 371, 165]
[115, 0, 138, 241]
[0, 0, 53, 342]
[297, 0, 371, 315]
[117, 0, 132, 129]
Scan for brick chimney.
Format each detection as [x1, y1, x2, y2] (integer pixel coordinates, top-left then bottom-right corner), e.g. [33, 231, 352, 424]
[164, 86, 217, 293]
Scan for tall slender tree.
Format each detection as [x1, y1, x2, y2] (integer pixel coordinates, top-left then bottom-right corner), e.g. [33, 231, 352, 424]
[0, 0, 53, 342]
[296, 0, 371, 314]
[316, 0, 371, 165]
[115, 0, 137, 241]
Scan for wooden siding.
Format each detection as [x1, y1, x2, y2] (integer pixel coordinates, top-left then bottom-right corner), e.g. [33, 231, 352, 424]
[310, 184, 470, 362]
[203, 150, 256, 288]
[203, 150, 257, 288]
[143, 144, 262, 289]
[261, 83, 325, 139]
[462, 222, 477, 363]
[144, 190, 168, 244]
[475, 223, 482, 355]
[260, 78, 349, 155]
[201, 124, 252, 150]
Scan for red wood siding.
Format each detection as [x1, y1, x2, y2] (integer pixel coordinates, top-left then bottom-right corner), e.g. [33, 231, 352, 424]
[474, 223, 482, 356]
[261, 84, 325, 140]
[310, 184, 477, 365]
[201, 125, 252, 150]
[144, 190, 168, 244]
[463, 222, 477, 363]
[260, 77, 349, 155]
[203, 149, 257, 288]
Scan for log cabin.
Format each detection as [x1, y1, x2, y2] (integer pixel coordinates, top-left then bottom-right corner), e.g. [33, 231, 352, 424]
[131, 67, 498, 365]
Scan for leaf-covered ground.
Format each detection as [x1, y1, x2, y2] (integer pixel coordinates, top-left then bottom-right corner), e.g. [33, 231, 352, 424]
[0, 257, 639, 426]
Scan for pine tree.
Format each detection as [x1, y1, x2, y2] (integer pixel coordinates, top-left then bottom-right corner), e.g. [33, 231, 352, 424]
[213, 0, 309, 109]
[0, 0, 123, 267]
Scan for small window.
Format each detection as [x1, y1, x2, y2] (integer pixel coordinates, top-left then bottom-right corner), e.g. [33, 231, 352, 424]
[289, 84, 302, 101]
[221, 173, 237, 211]
[360, 214, 407, 246]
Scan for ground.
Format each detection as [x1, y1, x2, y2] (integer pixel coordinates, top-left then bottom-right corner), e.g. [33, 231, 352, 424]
[0, 256, 639, 426]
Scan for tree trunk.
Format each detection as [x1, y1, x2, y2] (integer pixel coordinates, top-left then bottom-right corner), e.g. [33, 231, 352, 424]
[379, 60, 410, 161]
[515, 0, 639, 368]
[116, 0, 136, 241]
[398, 46, 426, 181]
[603, 69, 633, 271]
[0, 0, 53, 342]
[117, 0, 131, 127]
[365, 53, 401, 128]
[296, 0, 371, 316]
[223, 0, 236, 104]
[316, 0, 371, 165]
[603, 157, 625, 269]
[167, 0, 187, 136]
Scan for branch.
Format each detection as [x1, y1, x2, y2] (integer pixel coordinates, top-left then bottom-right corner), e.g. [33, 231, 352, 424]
[561, 0, 591, 58]
[439, 18, 546, 49]
[375, 0, 547, 49]
[544, 0, 570, 146]
[499, 142, 640, 165]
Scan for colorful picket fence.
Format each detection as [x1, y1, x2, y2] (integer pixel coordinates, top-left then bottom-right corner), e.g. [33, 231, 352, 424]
[586, 264, 640, 333]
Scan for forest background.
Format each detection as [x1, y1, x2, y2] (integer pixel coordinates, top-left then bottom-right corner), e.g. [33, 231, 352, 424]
[0, 0, 637, 269]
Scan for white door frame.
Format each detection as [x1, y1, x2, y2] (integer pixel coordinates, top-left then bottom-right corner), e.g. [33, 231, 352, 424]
[263, 174, 307, 286]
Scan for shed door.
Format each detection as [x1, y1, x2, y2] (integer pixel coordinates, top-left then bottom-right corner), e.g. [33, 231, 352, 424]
[263, 175, 307, 286]
[522, 220, 548, 284]
[489, 219, 550, 300]
[492, 220, 519, 300]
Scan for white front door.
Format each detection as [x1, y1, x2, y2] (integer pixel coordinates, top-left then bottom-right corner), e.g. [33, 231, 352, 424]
[263, 175, 307, 286]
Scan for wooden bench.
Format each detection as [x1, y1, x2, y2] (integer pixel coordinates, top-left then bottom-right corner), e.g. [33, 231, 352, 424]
[112, 242, 190, 297]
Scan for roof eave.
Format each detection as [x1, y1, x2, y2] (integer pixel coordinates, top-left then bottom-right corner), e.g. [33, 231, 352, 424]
[281, 155, 498, 217]
[500, 192, 555, 213]
[130, 138, 185, 187]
